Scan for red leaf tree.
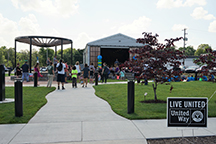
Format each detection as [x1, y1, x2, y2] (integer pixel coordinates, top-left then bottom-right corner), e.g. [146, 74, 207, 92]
[120, 32, 185, 100]
[193, 48, 216, 79]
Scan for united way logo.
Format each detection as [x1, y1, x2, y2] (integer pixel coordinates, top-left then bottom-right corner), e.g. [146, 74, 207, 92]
[192, 111, 203, 122]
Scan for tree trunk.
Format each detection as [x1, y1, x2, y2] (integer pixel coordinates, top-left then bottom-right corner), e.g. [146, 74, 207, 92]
[152, 82, 157, 101]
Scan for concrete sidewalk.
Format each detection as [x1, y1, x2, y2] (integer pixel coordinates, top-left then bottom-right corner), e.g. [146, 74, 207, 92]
[0, 82, 216, 144]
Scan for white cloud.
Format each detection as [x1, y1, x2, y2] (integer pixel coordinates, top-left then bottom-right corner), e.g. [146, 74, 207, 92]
[74, 32, 94, 49]
[208, 20, 216, 33]
[11, 0, 79, 18]
[172, 24, 188, 31]
[157, 0, 206, 9]
[19, 14, 41, 35]
[118, 16, 152, 36]
[0, 13, 43, 51]
[0, 13, 19, 47]
[191, 7, 215, 20]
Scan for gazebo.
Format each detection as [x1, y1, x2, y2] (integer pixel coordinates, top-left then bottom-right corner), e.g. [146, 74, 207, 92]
[15, 36, 73, 73]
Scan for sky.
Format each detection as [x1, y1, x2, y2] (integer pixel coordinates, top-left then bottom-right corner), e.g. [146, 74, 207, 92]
[0, 0, 216, 52]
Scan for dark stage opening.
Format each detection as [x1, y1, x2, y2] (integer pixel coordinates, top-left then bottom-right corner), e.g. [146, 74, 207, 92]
[101, 48, 129, 67]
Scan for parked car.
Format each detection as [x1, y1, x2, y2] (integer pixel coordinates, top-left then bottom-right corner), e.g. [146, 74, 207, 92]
[179, 65, 188, 73]
[196, 65, 207, 73]
[185, 66, 199, 73]
[196, 65, 216, 73]
[40, 67, 47, 72]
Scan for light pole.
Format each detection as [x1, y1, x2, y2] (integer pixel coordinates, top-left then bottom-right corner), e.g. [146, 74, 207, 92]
[7, 50, 9, 67]
[183, 28, 187, 66]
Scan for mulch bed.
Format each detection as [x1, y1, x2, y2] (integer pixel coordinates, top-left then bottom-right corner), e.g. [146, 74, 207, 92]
[140, 100, 166, 103]
[147, 136, 216, 144]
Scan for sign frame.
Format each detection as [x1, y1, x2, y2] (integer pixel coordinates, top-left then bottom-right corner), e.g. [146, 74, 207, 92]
[167, 97, 208, 127]
[125, 72, 135, 81]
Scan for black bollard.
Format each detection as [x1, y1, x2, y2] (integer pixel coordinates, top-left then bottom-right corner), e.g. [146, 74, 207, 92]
[127, 80, 134, 114]
[15, 78, 23, 117]
[0, 65, 5, 101]
[95, 71, 98, 86]
[34, 72, 38, 87]
[8, 69, 11, 76]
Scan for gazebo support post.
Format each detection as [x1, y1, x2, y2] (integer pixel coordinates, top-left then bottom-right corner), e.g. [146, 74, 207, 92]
[55, 46, 57, 56]
[15, 40, 17, 68]
[61, 39, 63, 59]
[71, 42, 73, 65]
[30, 38, 32, 73]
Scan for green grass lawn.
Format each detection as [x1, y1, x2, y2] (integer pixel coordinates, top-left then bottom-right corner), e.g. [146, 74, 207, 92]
[0, 87, 55, 124]
[94, 81, 216, 120]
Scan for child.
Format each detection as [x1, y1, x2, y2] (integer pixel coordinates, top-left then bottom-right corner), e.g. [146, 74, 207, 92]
[89, 67, 94, 84]
[80, 74, 84, 87]
[98, 74, 101, 81]
[120, 69, 125, 80]
[71, 66, 78, 88]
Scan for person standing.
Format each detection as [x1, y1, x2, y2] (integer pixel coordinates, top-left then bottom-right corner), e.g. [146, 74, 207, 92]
[82, 63, 90, 87]
[114, 59, 119, 66]
[34, 63, 41, 86]
[64, 61, 68, 83]
[16, 63, 22, 78]
[89, 63, 95, 71]
[56, 59, 66, 90]
[71, 66, 78, 88]
[47, 57, 51, 66]
[102, 62, 109, 83]
[47, 62, 55, 87]
[75, 61, 81, 83]
[21, 61, 29, 82]
[89, 67, 94, 84]
[53, 55, 57, 71]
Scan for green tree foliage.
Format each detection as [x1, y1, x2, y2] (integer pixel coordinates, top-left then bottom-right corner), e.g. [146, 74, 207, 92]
[38, 47, 54, 66]
[0, 46, 83, 68]
[0, 46, 6, 65]
[194, 44, 212, 56]
[56, 48, 84, 66]
[178, 46, 196, 56]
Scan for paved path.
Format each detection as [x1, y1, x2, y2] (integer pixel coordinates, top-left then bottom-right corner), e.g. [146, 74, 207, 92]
[0, 78, 216, 144]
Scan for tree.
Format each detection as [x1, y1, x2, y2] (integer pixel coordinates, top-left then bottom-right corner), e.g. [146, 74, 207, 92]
[179, 46, 196, 56]
[38, 47, 54, 66]
[120, 32, 184, 100]
[194, 44, 212, 56]
[0, 46, 6, 65]
[194, 48, 216, 79]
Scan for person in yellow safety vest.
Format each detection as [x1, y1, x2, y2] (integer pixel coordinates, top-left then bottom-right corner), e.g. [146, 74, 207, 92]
[71, 66, 78, 88]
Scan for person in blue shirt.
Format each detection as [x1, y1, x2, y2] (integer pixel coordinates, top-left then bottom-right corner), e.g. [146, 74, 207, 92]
[187, 75, 195, 82]
[210, 74, 215, 81]
[202, 75, 208, 81]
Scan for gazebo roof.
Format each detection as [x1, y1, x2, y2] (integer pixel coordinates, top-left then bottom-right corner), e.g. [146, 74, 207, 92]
[15, 36, 72, 47]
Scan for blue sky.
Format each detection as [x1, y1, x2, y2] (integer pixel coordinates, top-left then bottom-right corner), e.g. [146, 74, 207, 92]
[0, 0, 216, 51]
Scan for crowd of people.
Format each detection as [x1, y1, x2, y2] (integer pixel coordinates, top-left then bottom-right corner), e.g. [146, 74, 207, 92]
[14, 57, 215, 90]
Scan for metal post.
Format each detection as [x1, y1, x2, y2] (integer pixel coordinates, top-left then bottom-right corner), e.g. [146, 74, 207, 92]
[34, 72, 38, 87]
[15, 78, 23, 117]
[71, 42, 73, 65]
[30, 38, 32, 73]
[8, 69, 11, 76]
[15, 40, 17, 69]
[55, 46, 57, 57]
[0, 65, 5, 101]
[127, 80, 134, 114]
[95, 71, 98, 86]
[183, 28, 187, 66]
[61, 39, 63, 59]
